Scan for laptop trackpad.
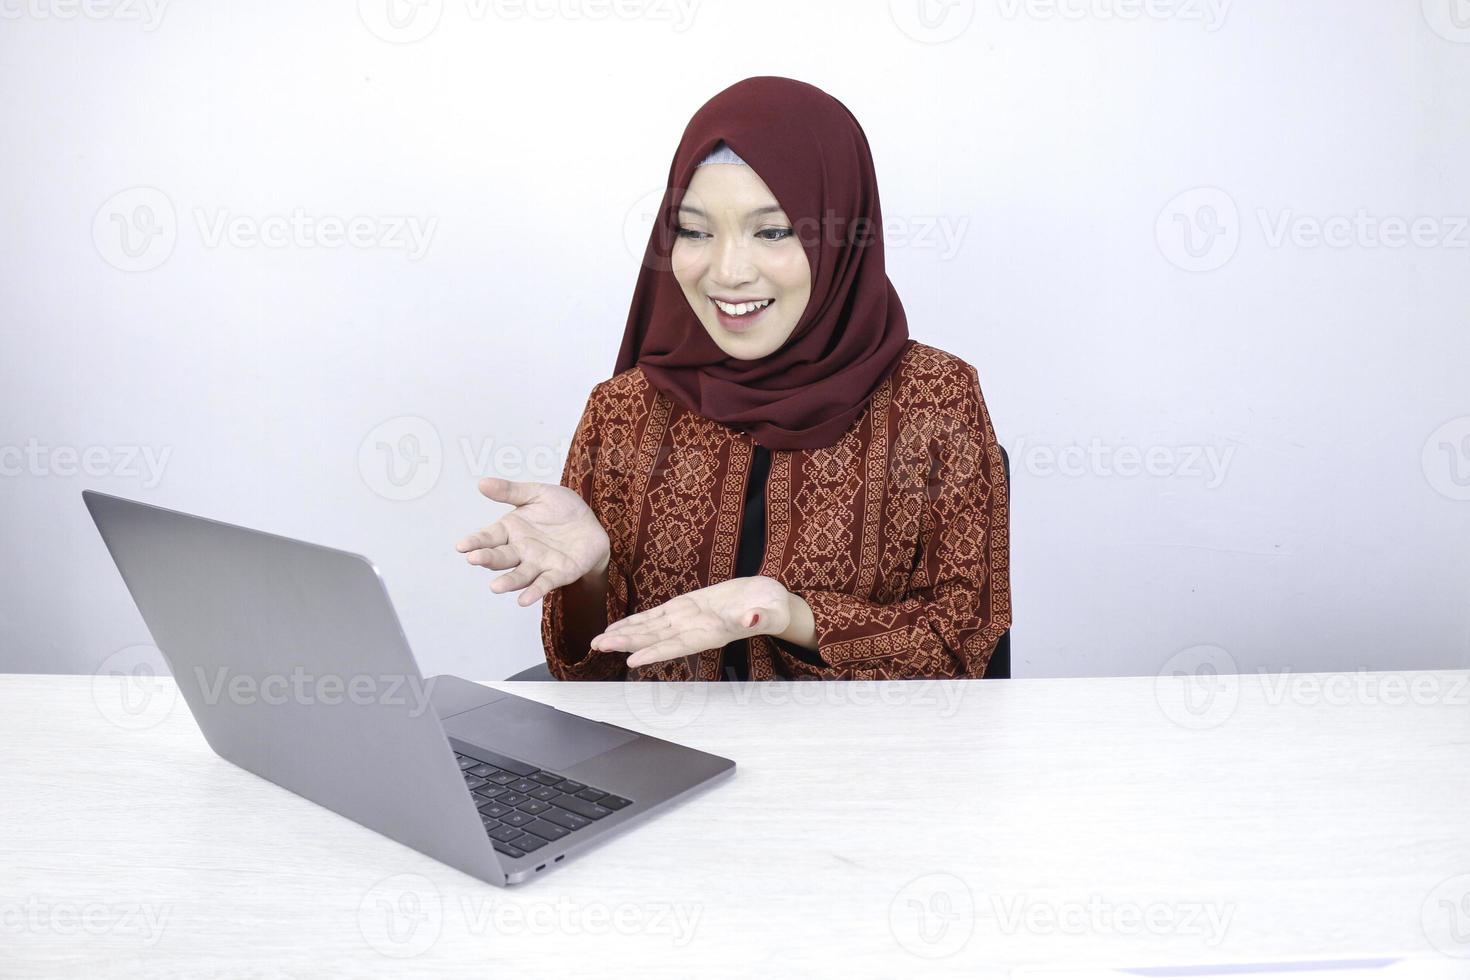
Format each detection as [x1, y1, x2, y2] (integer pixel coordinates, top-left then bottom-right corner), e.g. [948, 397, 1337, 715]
[441, 697, 639, 771]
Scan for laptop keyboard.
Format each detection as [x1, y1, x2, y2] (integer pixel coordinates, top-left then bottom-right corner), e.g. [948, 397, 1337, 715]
[455, 750, 634, 860]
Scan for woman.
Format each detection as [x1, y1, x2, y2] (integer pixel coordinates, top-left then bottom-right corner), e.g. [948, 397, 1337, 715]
[455, 76, 1010, 681]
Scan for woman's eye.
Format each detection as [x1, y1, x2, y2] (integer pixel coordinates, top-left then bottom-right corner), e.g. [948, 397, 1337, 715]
[675, 226, 792, 242]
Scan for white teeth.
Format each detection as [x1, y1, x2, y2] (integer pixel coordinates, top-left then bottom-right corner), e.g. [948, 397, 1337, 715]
[713, 298, 773, 316]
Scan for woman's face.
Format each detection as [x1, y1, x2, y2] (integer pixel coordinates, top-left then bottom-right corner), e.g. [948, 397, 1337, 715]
[671, 163, 812, 361]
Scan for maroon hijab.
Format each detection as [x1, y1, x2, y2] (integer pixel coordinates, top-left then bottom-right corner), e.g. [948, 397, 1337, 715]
[614, 76, 912, 451]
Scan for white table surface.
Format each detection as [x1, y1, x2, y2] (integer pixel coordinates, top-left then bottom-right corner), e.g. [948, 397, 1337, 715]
[3, 670, 1469, 978]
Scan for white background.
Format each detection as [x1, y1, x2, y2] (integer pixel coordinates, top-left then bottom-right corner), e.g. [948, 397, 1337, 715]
[2, 0, 1468, 680]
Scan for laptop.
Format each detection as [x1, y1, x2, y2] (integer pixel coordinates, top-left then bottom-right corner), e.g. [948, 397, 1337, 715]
[82, 489, 735, 887]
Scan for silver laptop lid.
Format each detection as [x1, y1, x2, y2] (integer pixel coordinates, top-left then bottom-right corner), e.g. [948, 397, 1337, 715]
[83, 489, 505, 885]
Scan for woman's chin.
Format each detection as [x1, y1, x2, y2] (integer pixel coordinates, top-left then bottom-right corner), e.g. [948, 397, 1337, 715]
[702, 317, 797, 361]
[709, 332, 770, 360]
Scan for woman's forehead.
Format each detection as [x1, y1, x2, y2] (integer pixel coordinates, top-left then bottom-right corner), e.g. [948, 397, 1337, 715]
[679, 165, 787, 217]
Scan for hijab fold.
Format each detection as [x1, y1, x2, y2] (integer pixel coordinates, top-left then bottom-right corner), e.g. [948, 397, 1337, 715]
[614, 76, 911, 451]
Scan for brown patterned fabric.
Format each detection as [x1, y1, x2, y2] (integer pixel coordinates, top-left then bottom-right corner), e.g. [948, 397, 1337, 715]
[540, 339, 1011, 681]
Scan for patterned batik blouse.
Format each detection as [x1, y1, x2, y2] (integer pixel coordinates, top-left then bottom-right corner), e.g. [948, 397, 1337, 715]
[540, 339, 1012, 681]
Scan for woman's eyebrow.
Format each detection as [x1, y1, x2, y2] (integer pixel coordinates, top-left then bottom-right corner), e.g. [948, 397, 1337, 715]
[677, 204, 787, 218]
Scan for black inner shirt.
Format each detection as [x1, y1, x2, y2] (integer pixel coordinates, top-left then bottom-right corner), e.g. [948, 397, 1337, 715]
[720, 442, 825, 680]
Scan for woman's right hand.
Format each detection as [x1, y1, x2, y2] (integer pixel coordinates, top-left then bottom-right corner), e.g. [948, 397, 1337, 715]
[455, 476, 611, 607]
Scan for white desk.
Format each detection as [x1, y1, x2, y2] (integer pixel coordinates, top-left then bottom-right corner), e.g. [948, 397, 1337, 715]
[3, 670, 1468, 977]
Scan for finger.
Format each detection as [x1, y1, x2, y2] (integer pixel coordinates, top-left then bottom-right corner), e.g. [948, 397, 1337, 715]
[590, 630, 647, 653]
[596, 597, 687, 646]
[477, 475, 539, 508]
[518, 569, 562, 607]
[455, 522, 508, 553]
[591, 622, 675, 652]
[603, 606, 667, 633]
[489, 562, 542, 595]
[627, 638, 697, 669]
[466, 543, 519, 570]
[595, 619, 667, 646]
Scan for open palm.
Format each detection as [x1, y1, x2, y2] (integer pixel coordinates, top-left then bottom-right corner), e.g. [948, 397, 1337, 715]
[455, 476, 610, 606]
[590, 576, 793, 668]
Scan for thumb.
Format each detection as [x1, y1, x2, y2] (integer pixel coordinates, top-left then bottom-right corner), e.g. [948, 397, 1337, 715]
[478, 475, 539, 507]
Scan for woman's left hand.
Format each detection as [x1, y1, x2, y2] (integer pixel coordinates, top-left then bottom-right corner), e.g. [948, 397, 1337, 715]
[590, 576, 794, 669]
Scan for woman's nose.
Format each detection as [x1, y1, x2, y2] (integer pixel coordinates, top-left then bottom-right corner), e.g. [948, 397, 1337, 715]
[710, 236, 756, 284]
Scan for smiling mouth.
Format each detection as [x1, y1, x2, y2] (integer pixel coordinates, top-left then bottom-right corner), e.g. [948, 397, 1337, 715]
[710, 297, 775, 317]
[710, 300, 773, 334]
